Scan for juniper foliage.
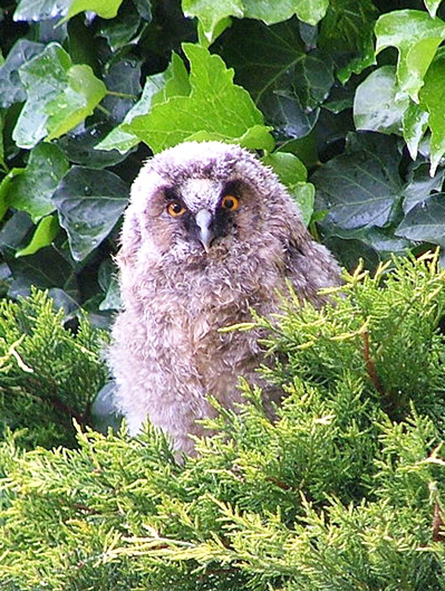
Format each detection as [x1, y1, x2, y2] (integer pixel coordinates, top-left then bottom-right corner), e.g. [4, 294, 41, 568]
[0, 289, 109, 448]
[1, 254, 445, 590]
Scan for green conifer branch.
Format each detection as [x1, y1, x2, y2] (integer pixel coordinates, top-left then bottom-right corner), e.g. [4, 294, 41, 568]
[1, 255, 445, 588]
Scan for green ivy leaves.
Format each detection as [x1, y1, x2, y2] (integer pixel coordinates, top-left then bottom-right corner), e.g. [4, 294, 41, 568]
[0, 40, 44, 109]
[108, 44, 274, 154]
[263, 152, 314, 225]
[15, 215, 60, 258]
[13, 0, 70, 21]
[3, 0, 445, 313]
[319, 0, 378, 83]
[353, 66, 409, 136]
[13, 43, 106, 149]
[425, 0, 443, 17]
[5, 143, 68, 223]
[53, 167, 128, 261]
[182, 0, 243, 44]
[313, 132, 445, 264]
[65, 0, 124, 20]
[375, 10, 445, 102]
[396, 194, 445, 247]
[419, 51, 445, 174]
[357, 9, 445, 175]
[183, 0, 329, 43]
[98, 53, 191, 154]
[313, 134, 404, 231]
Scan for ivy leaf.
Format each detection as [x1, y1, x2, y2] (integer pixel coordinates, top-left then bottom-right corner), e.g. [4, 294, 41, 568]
[46, 66, 107, 141]
[353, 51, 432, 164]
[263, 152, 308, 184]
[91, 382, 122, 432]
[312, 133, 403, 230]
[52, 167, 128, 261]
[7, 246, 75, 299]
[219, 19, 331, 140]
[13, 0, 70, 21]
[290, 183, 315, 226]
[318, 0, 378, 82]
[263, 152, 314, 225]
[0, 210, 33, 251]
[0, 116, 4, 171]
[98, 53, 190, 154]
[99, 276, 121, 311]
[0, 39, 44, 108]
[375, 10, 445, 102]
[15, 215, 60, 258]
[0, 169, 25, 223]
[266, 95, 319, 141]
[402, 161, 445, 214]
[98, 6, 142, 51]
[419, 50, 445, 175]
[182, 0, 328, 45]
[133, 0, 152, 21]
[354, 66, 409, 135]
[402, 101, 429, 160]
[182, 0, 243, 44]
[220, 20, 304, 105]
[357, 227, 410, 255]
[424, 0, 442, 18]
[197, 18, 232, 47]
[57, 122, 129, 168]
[7, 143, 69, 222]
[396, 193, 445, 246]
[101, 57, 142, 124]
[242, 0, 329, 26]
[293, 50, 334, 111]
[98, 260, 121, 312]
[65, 0, 124, 20]
[13, 43, 107, 149]
[125, 44, 274, 153]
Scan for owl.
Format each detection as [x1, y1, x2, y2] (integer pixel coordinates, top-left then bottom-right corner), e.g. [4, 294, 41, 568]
[109, 141, 340, 454]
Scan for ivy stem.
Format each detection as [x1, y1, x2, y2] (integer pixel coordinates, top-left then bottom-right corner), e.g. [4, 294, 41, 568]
[97, 104, 112, 117]
[107, 90, 138, 100]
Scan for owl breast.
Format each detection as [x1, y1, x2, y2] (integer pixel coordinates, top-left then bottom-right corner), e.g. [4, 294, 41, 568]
[111, 242, 284, 451]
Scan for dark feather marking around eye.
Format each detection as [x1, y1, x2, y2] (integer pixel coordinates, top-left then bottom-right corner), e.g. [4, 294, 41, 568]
[163, 186, 181, 202]
[220, 180, 244, 199]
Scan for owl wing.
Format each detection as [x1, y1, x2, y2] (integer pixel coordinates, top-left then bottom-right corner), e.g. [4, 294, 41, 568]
[283, 214, 341, 306]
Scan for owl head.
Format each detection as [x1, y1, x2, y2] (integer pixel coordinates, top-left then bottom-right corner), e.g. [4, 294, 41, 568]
[119, 141, 306, 269]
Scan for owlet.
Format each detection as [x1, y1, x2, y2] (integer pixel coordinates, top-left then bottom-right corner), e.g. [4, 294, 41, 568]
[109, 141, 340, 453]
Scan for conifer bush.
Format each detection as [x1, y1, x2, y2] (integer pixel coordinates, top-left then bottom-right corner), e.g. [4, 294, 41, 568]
[0, 289, 108, 448]
[1, 253, 445, 589]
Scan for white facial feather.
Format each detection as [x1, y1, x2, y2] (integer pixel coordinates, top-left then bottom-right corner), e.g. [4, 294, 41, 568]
[180, 178, 222, 212]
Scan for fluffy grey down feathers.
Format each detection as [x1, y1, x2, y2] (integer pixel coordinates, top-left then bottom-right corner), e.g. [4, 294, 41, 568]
[109, 141, 340, 453]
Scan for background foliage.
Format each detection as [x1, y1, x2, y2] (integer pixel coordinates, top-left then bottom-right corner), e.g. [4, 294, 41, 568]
[1, 0, 445, 319]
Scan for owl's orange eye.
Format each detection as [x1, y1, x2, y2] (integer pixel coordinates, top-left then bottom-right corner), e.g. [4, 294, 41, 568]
[167, 201, 186, 217]
[221, 195, 239, 211]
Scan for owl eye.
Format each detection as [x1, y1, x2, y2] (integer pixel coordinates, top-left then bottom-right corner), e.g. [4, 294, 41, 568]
[167, 201, 186, 217]
[221, 195, 240, 211]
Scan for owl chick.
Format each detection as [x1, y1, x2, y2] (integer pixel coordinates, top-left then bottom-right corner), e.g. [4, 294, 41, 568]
[109, 141, 340, 454]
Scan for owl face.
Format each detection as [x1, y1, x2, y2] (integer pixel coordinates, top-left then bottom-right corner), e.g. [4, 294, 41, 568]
[123, 141, 291, 265]
[160, 177, 248, 252]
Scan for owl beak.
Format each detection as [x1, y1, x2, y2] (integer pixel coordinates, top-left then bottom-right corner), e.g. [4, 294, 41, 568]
[194, 209, 215, 253]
